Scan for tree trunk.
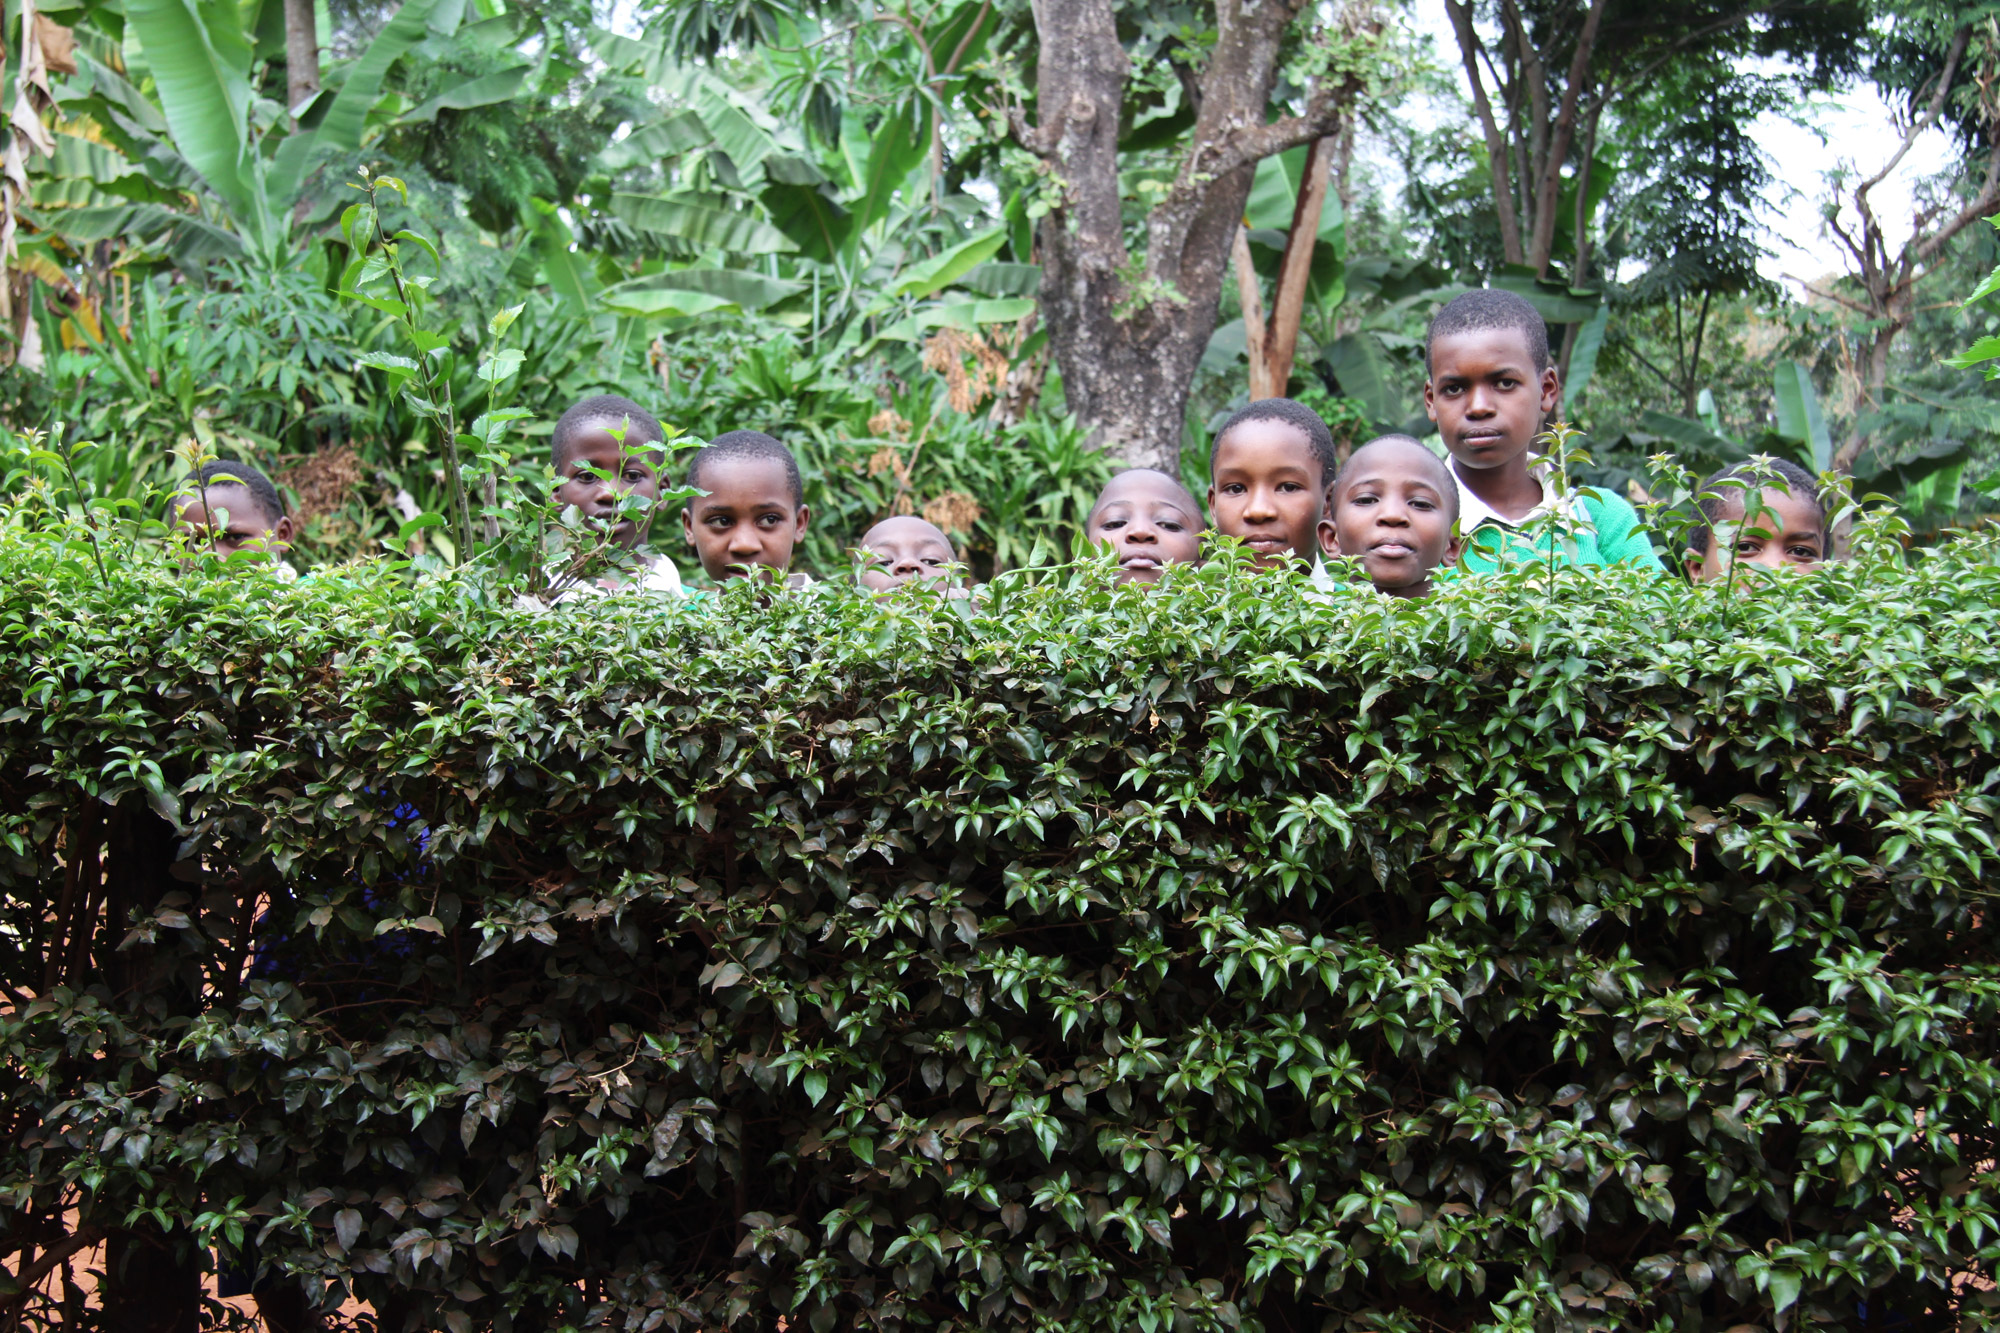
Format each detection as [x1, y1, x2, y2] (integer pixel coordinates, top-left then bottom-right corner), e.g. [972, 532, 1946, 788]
[1027, 0, 1375, 471]
[283, 0, 320, 122]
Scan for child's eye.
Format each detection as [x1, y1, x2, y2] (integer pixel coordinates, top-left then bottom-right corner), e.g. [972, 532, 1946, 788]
[1412, 498, 1434, 511]
[1221, 482, 1245, 494]
[1788, 546, 1819, 560]
[1100, 518, 1124, 530]
[1278, 482, 1301, 492]
[923, 557, 944, 566]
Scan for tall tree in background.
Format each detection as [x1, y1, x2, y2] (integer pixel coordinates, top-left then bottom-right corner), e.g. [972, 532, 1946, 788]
[1804, 6, 2000, 473]
[1442, 0, 1865, 281]
[284, 0, 320, 121]
[1012, 0, 1388, 471]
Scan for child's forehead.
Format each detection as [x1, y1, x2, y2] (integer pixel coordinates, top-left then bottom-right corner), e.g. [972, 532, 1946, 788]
[1097, 474, 1195, 511]
[1214, 420, 1318, 468]
[175, 482, 262, 517]
[1342, 443, 1449, 490]
[692, 455, 795, 503]
[1428, 326, 1539, 373]
[863, 517, 950, 550]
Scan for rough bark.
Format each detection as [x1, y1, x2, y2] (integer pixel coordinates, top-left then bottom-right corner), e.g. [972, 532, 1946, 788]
[1022, 0, 1378, 471]
[1244, 134, 1338, 398]
[1444, 0, 1524, 264]
[283, 0, 320, 123]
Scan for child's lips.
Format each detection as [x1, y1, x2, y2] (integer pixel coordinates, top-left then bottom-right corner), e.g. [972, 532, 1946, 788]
[1120, 554, 1162, 570]
[1370, 540, 1414, 557]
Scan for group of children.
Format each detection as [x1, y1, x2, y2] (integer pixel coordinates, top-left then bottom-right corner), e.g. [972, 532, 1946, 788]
[172, 289, 1831, 598]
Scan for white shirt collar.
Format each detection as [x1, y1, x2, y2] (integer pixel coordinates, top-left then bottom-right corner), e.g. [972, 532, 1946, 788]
[1451, 454, 1579, 531]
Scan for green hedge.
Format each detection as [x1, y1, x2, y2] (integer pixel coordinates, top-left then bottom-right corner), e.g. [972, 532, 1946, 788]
[3, 527, 1999, 1333]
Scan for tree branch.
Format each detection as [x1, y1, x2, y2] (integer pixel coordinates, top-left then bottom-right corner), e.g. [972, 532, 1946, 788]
[1860, 25, 1970, 199]
[1528, 0, 1610, 273]
[1444, 0, 1523, 263]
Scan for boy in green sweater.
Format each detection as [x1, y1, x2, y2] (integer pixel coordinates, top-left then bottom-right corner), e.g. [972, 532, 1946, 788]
[1424, 289, 1663, 574]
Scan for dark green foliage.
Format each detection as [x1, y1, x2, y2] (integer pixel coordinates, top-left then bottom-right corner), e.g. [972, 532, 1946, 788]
[3, 518, 1999, 1330]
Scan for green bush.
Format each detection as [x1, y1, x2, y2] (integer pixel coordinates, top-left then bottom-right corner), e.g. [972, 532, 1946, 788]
[3, 523, 1998, 1332]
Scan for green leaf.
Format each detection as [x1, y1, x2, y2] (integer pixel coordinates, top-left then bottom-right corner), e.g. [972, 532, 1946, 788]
[1562, 304, 1609, 418]
[1772, 360, 1832, 472]
[123, 0, 263, 240]
[844, 102, 930, 257]
[268, 0, 451, 209]
[597, 268, 802, 317]
[1946, 335, 2000, 371]
[893, 228, 1007, 299]
[476, 349, 525, 383]
[878, 298, 1035, 342]
[762, 182, 850, 263]
[598, 110, 713, 172]
[401, 64, 530, 125]
[1489, 269, 1600, 325]
[1635, 410, 1748, 466]
[610, 193, 797, 256]
[397, 512, 446, 542]
[1321, 331, 1404, 429]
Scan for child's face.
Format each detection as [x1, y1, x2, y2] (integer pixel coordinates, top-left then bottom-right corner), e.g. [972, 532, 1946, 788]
[682, 456, 809, 583]
[173, 484, 292, 560]
[858, 516, 957, 592]
[1086, 472, 1203, 584]
[1686, 489, 1825, 584]
[1331, 443, 1461, 597]
[1207, 421, 1330, 572]
[554, 423, 662, 551]
[1425, 329, 1560, 475]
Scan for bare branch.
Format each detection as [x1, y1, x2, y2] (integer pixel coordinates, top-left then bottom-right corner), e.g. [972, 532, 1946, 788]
[1859, 25, 1970, 199]
[1445, 0, 1524, 264]
[1785, 275, 1876, 317]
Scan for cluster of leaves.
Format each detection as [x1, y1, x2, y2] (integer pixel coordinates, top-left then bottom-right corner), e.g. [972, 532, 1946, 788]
[2, 500, 1999, 1330]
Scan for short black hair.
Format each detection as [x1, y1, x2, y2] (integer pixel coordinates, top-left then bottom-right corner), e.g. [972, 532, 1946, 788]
[553, 395, 666, 466]
[1426, 288, 1550, 374]
[1688, 458, 1826, 555]
[1210, 398, 1339, 490]
[182, 459, 285, 526]
[1334, 435, 1460, 522]
[687, 430, 803, 506]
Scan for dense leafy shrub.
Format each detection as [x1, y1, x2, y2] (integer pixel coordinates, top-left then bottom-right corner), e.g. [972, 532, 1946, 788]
[2, 525, 1999, 1332]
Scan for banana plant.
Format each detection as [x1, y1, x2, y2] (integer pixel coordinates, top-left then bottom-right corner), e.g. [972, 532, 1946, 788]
[33, 0, 511, 269]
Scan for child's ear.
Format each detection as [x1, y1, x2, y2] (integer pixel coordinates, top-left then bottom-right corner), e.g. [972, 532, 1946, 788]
[794, 503, 811, 534]
[1423, 380, 1438, 421]
[1317, 516, 1338, 558]
[1439, 531, 1461, 569]
[271, 515, 296, 549]
[1684, 553, 1706, 583]
[681, 507, 696, 548]
[1539, 365, 1561, 414]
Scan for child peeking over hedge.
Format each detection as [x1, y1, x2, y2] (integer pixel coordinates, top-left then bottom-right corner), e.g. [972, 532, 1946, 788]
[856, 515, 961, 593]
[1685, 458, 1827, 583]
[683, 430, 813, 590]
[171, 459, 298, 575]
[1207, 397, 1339, 574]
[1325, 434, 1461, 598]
[551, 394, 683, 596]
[1085, 468, 1204, 585]
[1424, 289, 1663, 575]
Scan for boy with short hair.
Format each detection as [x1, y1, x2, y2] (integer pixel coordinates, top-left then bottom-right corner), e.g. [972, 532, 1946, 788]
[856, 515, 961, 592]
[1685, 458, 1826, 583]
[1207, 398, 1338, 573]
[551, 394, 682, 595]
[1327, 434, 1461, 598]
[1424, 289, 1662, 573]
[1085, 468, 1205, 585]
[682, 430, 812, 588]
[171, 459, 297, 570]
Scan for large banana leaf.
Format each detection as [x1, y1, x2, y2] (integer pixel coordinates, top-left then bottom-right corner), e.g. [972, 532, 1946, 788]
[598, 267, 803, 316]
[599, 110, 712, 172]
[1562, 304, 1609, 418]
[269, 0, 452, 206]
[124, 0, 263, 240]
[1320, 332, 1403, 430]
[611, 193, 796, 255]
[1771, 360, 1832, 473]
[843, 104, 930, 259]
[762, 181, 849, 262]
[402, 64, 531, 125]
[894, 227, 1005, 298]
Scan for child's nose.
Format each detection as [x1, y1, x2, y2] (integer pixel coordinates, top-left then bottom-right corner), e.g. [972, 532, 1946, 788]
[1125, 523, 1158, 543]
[892, 557, 921, 575]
